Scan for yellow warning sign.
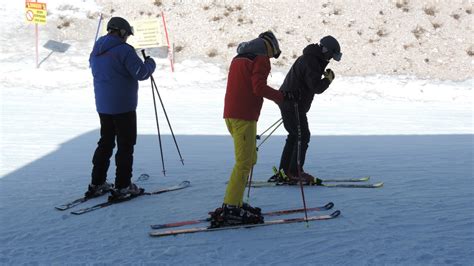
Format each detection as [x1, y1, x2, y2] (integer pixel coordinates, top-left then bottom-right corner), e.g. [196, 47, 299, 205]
[128, 19, 164, 48]
[25, 2, 47, 25]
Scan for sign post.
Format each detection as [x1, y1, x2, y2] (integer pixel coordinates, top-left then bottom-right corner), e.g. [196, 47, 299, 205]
[25, 1, 47, 68]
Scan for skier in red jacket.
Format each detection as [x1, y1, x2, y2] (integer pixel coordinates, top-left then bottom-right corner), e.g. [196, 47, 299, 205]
[210, 31, 294, 227]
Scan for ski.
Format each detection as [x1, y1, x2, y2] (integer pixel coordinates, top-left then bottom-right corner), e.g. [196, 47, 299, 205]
[70, 181, 191, 215]
[320, 176, 370, 182]
[149, 210, 341, 237]
[250, 176, 370, 186]
[150, 202, 334, 229]
[250, 181, 383, 188]
[55, 196, 93, 211]
[54, 173, 150, 211]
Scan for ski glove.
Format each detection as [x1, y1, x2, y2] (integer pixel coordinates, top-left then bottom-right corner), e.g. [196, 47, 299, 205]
[323, 68, 335, 83]
[282, 90, 300, 102]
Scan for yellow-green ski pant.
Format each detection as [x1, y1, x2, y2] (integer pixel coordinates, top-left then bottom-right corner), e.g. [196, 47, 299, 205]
[223, 118, 257, 206]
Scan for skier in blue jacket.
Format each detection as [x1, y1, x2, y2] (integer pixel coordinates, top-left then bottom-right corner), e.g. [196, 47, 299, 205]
[86, 17, 156, 200]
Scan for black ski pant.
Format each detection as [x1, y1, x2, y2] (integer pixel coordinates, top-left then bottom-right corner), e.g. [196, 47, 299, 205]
[91, 111, 137, 189]
[278, 101, 310, 176]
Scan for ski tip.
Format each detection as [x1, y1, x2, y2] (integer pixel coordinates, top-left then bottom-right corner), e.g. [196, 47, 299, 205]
[54, 206, 67, 211]
[181, 180, 191, 186]
[325, 202, 335, 209]
[374, 182, 384, 187]
[331, 210, 341, 217]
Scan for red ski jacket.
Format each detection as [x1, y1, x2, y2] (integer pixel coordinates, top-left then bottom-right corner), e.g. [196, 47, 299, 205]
[224, 54, 283, 121]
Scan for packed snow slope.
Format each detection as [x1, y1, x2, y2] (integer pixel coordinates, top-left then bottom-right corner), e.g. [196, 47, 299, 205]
[1, 133, 473, 265]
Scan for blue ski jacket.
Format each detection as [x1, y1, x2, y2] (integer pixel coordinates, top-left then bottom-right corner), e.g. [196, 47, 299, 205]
[90, 34, 156, 114]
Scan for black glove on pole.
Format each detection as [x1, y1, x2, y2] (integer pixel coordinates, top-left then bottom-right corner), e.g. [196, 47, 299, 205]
[142, 50, 166, 176]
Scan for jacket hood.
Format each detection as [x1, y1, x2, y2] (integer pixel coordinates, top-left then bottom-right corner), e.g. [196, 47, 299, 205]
[236, 38, 267, 56]
[91, 34, 126, 56]
[302, 44, 324, 58]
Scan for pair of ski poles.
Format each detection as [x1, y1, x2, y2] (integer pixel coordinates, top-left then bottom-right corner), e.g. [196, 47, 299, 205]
[141, 50, 184, 176]
[245, 102, 309, 223]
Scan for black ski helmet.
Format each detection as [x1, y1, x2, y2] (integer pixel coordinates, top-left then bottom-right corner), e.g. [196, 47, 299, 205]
[320, 35, 342, 61]
[259, 31, 281, 59]
[107, 17, 134, 38]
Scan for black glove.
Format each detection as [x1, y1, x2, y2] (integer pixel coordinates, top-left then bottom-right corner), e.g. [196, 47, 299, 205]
[282, 90, 300, 101]
[323, 68, 335, 83]
[144, 57, 155, 64]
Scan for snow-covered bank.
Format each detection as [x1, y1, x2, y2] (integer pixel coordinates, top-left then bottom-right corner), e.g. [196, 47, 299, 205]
[1, 59, 472, 176]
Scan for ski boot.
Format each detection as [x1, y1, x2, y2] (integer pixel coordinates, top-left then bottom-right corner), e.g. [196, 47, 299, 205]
[85, 182, 114, 198]
[109, 183, 144, 201]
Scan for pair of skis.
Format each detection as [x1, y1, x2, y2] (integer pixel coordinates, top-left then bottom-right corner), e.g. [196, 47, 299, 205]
[250, 178, 384, 188]
[149, 202, 340, 237]
[251, 169, 383, 188]
[54, 174, 191, 215]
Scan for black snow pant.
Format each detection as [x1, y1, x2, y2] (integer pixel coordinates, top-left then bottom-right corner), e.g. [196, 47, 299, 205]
[278, 101, 310, 176]
[91, 111, 137, 189]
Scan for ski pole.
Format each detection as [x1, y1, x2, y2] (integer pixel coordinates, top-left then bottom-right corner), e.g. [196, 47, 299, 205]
[257, 118, 282, 139]
[257, 119, 283, 150]
[142, 50, 166, 175]
[245, 165, 254, 203]
[142, 50, 184, 165]
[150, 75, 184, 165]
[294, 102, 309, 225]
[93, 13, 103, 45]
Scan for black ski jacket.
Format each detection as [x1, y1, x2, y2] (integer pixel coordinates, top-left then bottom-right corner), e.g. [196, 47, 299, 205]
[279, 44, 330, 113]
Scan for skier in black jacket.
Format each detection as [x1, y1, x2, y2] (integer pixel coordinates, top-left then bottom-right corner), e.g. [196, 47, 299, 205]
[273, 35, 342, 184]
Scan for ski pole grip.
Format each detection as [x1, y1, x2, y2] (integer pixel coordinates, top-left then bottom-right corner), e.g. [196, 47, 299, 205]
[141, 49, 147, 59]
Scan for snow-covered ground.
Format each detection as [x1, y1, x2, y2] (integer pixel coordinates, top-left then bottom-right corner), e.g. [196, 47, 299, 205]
[1, 0, 473, 265]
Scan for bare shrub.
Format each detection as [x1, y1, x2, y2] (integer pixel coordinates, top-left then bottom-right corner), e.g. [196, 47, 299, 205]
[431, 22, 442, 29]
[274, 61, 285, 67]
[175, 45, 183, 53]
[451, 13, 461, 20]
[57, 19, 71, 29]
[467, 47, 474, 56]
[153, 0, 162, 7]
[332, 8, 342, 15]
[376, 28, 389, 37]
[227, 42, 237, 48]
[396, 0, 409, 12]
[207, 49, 218, 57]
[211, 16, 222, 22]
[412, 26, 426, 39]
[423, 6, 437, 16]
